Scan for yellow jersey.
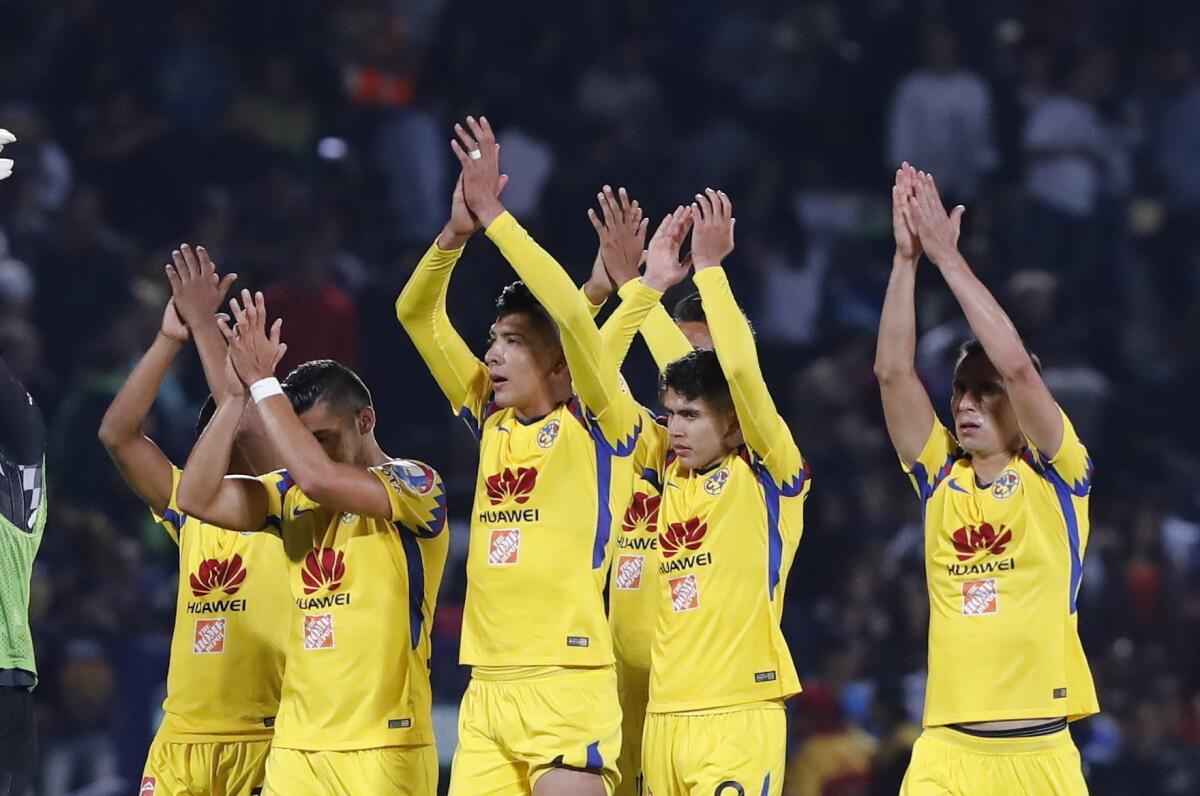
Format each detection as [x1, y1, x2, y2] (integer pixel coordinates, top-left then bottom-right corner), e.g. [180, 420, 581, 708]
[904, 409, 1098, 726]
[154, 466, 289, 742]
[257, 459, 449, 750]
[397, 214, 655, 668]
[647, 266, 811, 713]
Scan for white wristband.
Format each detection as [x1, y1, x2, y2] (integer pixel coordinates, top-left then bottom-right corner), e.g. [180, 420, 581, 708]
[250, 377, 283, 404]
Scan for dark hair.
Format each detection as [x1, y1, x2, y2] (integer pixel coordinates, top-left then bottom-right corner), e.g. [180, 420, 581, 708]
[282, 359, 372, 417]
[660, 349, 733, 413]
[671, 290, 755, 337]
[955, 339, 1043, 374]
[495, 281, 559, 344]
[195, 394, 218, 438]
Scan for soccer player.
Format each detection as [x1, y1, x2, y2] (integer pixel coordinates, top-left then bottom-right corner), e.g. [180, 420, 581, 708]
[0, 126, 44, 796]
[396, 116, 668, 796]
[628, 190, 810, 796]
[875, 164, 1096, 795]
[176, 290, 449, 796]
[99, 245, 290, 796]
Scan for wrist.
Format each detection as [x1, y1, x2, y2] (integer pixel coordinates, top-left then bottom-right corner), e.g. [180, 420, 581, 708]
[437, 225, 471, 251]
[692, 257, 720, 271]
[472, 200, 505, 228]
[582, 280, 611, 306]
[157, 330, 187, 346]
[893, 252, 918, 268]
[249, 376, 283, 404]
[640, 274, 671, 293]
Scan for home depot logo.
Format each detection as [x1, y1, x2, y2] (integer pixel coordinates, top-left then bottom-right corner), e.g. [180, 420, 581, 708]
[946, 523, 1017, 577]
[670, 574, 700, 612]
[186, 556, 248, 614]
[296, 548, 352, 610]
[489, 529, 521, 565]
[193, 618, 226, 654]
[304, 613, 336, 649]
[622, 492, 660, 534]
[962, 579, 999, 615]
[140, 777, 156, 795]
[615, 555, 644, 590]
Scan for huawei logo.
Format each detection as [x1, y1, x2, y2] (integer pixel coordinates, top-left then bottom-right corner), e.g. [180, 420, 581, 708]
[189, 555, 247, 598]
[302, 548, 346, 594]
[659, 518, 707, 559]
[486, 467, 537, 505]
[622, 493, 661, 533]
[951, 522, 1013, 561]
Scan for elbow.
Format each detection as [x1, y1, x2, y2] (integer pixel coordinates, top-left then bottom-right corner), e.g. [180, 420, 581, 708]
[873, 360, 914, 386]
[176, 485, 203, 519]
[395, 294, 418, 328]
[97, 416, 127, 450]
[291, 462, 338, 505]
[1000, 357, 1040, 387]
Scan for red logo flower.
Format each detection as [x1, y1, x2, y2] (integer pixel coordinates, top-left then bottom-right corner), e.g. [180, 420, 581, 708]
[189, 555, 247, 597]
[302, 548, 346, 594]
[951, 522, 1013, 561]
[622, 493, 661, 533]
[659, 517, 707, 559]
[486, 467, 538, 505]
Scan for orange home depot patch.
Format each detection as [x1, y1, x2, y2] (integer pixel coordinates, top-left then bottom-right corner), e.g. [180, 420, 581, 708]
[304, 613, 336, 649]
[140, 777, 156, 795]
[192, 618, 226, 654]
[962, 579, 999, 615]
[488, 529, 520, 565]
[669, 574, 700, 612]
[615, 555, 644, 590]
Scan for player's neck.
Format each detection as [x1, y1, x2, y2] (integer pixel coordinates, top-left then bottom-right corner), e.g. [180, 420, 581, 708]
[361, 435, 390, 467]
[970, 450, 1013, 485]
[512, 390, 565, 422]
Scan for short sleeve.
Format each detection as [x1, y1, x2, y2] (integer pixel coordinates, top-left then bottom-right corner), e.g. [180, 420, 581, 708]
[149, 465, 186, 545]
[1026, 408, 1094, 496]
[257, 469, 296, 533]
[903, 419, 962, 502]
[371, 459, 448, 538]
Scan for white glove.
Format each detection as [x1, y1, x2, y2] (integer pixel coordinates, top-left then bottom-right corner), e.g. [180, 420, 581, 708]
[0, 129, 15, 180]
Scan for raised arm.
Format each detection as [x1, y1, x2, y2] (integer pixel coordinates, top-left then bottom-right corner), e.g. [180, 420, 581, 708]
[909, 169, 1063, 455]
[453, 116, 641, 443]
[875, 164, 939, 464]
[691, 190, 804, 485]
[396, 173, 499, 432]
[225, 290, 397, 519]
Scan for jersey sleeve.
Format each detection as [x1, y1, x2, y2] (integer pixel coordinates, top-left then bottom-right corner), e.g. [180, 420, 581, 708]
[583, 286, 606, 319]
[396, 240, 493, 440]
[902, 419, 962, 502]
[371, 459, 448, 538]
[599, 279, 670, 372]
[485, 211, 642, 449]
[640, 303, 693, 373]
[256, 470, 296, 534]
[150, 465, 187, 545]
[693, 267, 807, 493]
[1025, 407, 1094, 496]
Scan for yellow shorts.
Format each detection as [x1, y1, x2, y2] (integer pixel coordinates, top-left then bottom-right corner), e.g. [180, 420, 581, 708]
[642, 703, 785, 796]
[900, 725, 1088, 796]
[448, 666, 622, 796]
[261, 745, 437, 796]
[140, 736, 270, 796]
[615, 663, 650, 796]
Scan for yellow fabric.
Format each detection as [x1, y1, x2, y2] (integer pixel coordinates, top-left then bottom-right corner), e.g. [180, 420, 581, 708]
[140, 738, 271, 796]
[448, 666, 622, 796]
[899, 726, 1087, 796]
[783, 728, 877, 796]
[641, 704, 786, 796]
[255, 459, 449, 750]
[648, 267, 810, 714]
[904, 408, 1098, 726]
[599, 280, 691, 374]
[261, 746, 437, 796]
[614, 660, 650, 796]
[152, 467, 288, 742]
[641, 303, 693, 372]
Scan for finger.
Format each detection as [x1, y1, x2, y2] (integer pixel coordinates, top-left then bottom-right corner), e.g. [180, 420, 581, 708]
[704, 188, 721, 219]
[165, 264, 182, 293]
[215, 314, 235, 341]
[196, 245, 217, 279]
[636, 217, 649, 245]
[587, 208, 605, 235]
[269, 317, 283, 346]
[171, 249, 189, 282]
[217, 273, 238, 298]
[602, 185, 620, 222]
[618, 186, 631, 213]
[694, 192, 713, 221]
[273, 343, 288, 368]
[950, 204, 966, 237]
[454, 122, 479, 152]
[497, 173, 509, 195]
[681, 252, 694, 270]
[254, 291, 268, 333]
[449, 139, 470, 165]
[716, 190, 732, 220]
[232, 291, 251, 324]
[477, 115, 495, 145]
[902, 194, 921, 232]
[181, 244, 201, 279]
[464, 116, 486, 146]
[597, 189, 615, 228]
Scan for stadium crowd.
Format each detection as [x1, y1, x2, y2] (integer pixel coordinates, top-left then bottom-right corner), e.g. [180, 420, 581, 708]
[1, 0, 1199, 793]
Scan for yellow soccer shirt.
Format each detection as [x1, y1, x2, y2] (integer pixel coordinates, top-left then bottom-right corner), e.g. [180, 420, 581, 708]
[905, 409, 1099, 726]
[154, 466, 289, 742]
[647, 266, 812, 714]
[257, 459, 449, 750]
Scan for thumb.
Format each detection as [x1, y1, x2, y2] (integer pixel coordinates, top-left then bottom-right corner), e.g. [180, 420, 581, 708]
[497, 173, 510, 195]
[218, 273, 238, 297]
[950, 205, 966, 237]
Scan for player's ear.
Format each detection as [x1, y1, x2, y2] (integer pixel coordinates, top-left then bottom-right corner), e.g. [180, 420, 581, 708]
[357, 406, 376, 435]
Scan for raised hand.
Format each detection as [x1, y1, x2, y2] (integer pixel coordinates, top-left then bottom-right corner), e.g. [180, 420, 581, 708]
[450, 116, 505, 227]
[225, 290, 285, 386]
[906, 170, 965, 267]
[690, 188, 735, 270]
[0, 129, 14, 180]
[160, 298, 189, 343]
[439, 170, 511, 250]
[893, 162, 922, 263]
[643, 205, 694, 292]
[587, 185, 649, 294]
[166, 244, 237, 328]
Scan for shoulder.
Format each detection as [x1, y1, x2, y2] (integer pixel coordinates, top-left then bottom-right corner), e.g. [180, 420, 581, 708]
[375, 459, 442, 495]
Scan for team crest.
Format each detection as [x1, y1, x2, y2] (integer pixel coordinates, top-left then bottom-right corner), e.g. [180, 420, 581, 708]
[704, 467, 730, 496]
[991, 469, 1020, 499]
[341, 511, 358, 524]
[382, 460, 437, 495]
[537, 418, 561, 449]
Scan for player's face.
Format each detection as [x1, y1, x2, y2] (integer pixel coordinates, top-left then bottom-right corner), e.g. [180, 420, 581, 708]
[485, 312, 567, 410]
[677, 321, 712, 350]
[662, 388, 740, 470]
[951, 354, 1022, 457]
[298, 400, 371, 465]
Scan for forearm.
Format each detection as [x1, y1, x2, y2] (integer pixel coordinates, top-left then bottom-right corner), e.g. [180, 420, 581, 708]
[640, 303, 693, 372]
[192, 318, 232, 403]
[873, 256, 919, 381]
[253, 394, 336, 495]
[936, 254, 1034, 379]
[99, 333, 181, 446]
[599, 280, 664, 371]
[178, 397, 245, 514]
